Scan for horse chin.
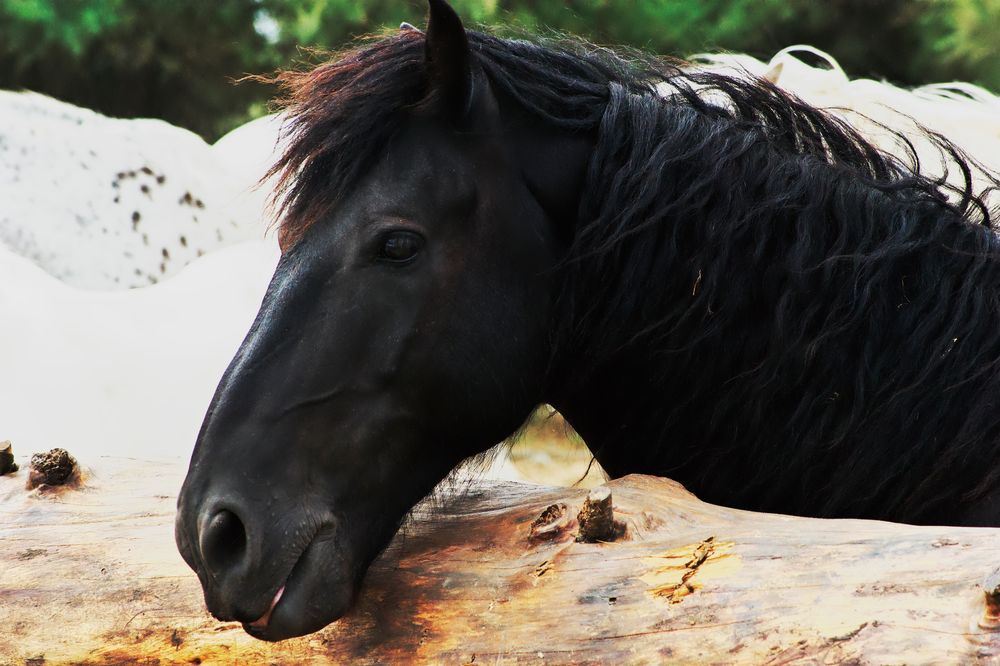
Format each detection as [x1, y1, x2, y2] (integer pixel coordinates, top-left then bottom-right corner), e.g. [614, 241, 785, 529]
[242, 534, 359, 642]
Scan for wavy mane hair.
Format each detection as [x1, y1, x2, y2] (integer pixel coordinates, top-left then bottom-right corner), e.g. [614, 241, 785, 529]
[266, 29, 1000, 523]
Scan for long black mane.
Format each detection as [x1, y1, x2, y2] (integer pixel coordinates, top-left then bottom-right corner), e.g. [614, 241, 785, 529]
[270, 30, 1000, 524]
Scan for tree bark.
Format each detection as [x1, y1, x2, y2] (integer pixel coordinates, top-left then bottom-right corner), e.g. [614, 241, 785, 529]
[3, 456, 1000, 664]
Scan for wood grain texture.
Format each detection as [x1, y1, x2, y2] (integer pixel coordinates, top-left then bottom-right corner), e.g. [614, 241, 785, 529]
[3, 456, 1000, 665]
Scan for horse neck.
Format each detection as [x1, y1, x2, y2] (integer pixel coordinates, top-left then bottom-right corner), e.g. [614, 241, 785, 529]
[545, 104, 1000, 524]
[500, 98, 595, 245]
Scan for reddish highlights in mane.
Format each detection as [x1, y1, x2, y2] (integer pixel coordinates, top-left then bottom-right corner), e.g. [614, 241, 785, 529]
[260, 30, 429, 250]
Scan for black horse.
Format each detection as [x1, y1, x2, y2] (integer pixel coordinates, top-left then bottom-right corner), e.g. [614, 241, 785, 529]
[176, 0, 1000, 641]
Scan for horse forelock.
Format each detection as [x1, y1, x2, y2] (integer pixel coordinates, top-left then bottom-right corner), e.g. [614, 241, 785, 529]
[260, 31, 427, 249]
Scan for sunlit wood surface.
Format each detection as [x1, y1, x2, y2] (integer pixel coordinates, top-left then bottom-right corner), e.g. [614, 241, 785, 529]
[3, 456, 1000, 664]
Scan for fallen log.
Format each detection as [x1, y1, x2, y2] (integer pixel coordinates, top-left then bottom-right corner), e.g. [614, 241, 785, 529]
[3, 456, 1000, 664]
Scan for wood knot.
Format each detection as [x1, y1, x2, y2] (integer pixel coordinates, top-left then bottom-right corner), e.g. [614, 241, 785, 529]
[27, 448, 79, 490]
[528, 503, 571, 542]
[575, 487, 625, 543]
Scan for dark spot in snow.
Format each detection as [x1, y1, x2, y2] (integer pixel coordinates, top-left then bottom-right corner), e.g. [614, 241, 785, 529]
[140, 184, 150, 196]
[142, 233, 149, 245]
[156, 175, 166, 185]
[179, 235, 188, 247]
[162, 248, 170, 260]
[141, 166, 154, 176]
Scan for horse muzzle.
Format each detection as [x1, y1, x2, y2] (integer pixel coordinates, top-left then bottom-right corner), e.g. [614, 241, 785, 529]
[175, 496, 360, 641]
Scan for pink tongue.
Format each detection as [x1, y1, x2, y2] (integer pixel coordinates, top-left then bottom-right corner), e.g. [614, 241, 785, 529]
[249, 586, 285, 629]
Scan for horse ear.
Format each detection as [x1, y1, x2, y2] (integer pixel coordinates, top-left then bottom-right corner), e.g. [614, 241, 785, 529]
[424, 0, 474, 118]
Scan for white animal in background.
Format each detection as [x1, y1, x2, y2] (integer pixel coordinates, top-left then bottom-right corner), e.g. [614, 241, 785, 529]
[693, 46, 1000, 207]
[0, 91, 284, 290]
[212, 111, 286, 223]
[0, 240, 279, 461]
[0, 94, 287, 465]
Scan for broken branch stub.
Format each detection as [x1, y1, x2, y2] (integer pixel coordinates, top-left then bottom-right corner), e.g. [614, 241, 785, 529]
[576, 486, 623, 542]
[0, 441, 17, 475]
[983, 566, 1000, 628]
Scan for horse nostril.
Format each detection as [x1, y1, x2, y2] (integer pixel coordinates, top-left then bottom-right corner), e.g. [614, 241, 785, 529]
[199, 509, 247, 574]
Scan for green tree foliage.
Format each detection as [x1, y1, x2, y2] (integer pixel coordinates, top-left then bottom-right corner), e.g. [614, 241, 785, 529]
[0, 1, 273, 139]
[0, 0, 997, 141]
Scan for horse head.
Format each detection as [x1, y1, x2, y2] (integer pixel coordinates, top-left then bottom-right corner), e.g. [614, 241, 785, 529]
[175, 0, 589, 641]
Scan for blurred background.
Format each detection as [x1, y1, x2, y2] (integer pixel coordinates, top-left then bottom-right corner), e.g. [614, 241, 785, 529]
[1, 0, 997, 142]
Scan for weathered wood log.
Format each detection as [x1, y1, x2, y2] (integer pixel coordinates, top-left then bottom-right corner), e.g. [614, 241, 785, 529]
[3, 456, 1000, 664]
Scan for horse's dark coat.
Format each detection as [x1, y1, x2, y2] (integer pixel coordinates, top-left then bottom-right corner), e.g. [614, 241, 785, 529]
[177, 0, 1000, 641]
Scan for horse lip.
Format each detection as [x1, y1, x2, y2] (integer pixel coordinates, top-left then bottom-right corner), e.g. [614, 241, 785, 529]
[239, 520, 335, 637]
[248, 585, 285, 629]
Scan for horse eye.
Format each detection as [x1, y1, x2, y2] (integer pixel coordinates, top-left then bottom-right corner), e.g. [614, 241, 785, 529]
[378, 230, 423, 263]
